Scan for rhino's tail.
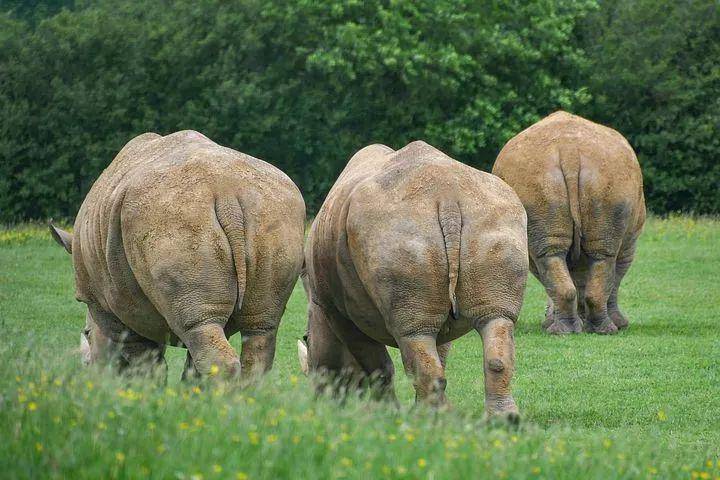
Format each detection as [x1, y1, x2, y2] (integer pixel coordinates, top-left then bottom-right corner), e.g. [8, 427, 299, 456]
[558, 146, 582, 263]
[214, 196, 247, 311]
[438, 200, 461, 319]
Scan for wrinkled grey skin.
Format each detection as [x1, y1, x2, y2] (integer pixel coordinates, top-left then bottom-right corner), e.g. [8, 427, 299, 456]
[298, 141, 528, 419]
[50, 131, 305, 381]
[492, 111, 645, 335]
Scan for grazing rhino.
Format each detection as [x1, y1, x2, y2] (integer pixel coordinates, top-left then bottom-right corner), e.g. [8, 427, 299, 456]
[297, 141, 528, 419]
[492, 111, 645, 335]
[50, 131, 305, 380]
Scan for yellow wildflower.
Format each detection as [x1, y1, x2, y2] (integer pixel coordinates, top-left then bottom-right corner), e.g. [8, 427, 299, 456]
[532, 467, 541, 475]
[248, 432, 260, 445]
[405, 433, 415, 443]
[179, 422, 190, 430]
[417, 458, 427, 468]
[27, 402, 38, 411]
[290, 374, 298, 385]
[35, 442, 43, 452]
[292, 435, 300, 444]
[657, 410, 667, 421]
[236, 473, 248, 480]
[340, 458, 352, 467]
[266, 434, 278, 444]
[115, 452, 125, 463]
[209, 364, 220, 376]
[192, 386, 202, 394]
[213, 465, 222, 473]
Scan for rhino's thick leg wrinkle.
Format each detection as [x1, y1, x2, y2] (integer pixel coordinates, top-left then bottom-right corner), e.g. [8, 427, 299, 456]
[584, 256, 618, 335]
[240, 329, 278, 382]
[397, 335, 447, 407]
[478, 317, 519, 420]
[181, 323, 241, 378]
[535, 254, 582, 334]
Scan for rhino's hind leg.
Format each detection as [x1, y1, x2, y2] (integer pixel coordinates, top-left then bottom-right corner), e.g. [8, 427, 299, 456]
[305, 305, 370, 398]
[310, 304, 396, 402]
[87, 307, 167, 380]
[239, 325, 279, 384]
[396, 333, 447, 408]
[476, 317, 519, 421]
[437, 342, 452, 370]
[608, 250, 635, 330]
[116, 336, 167, 380]
[179, 322, 241, 378]
[535, 254, 582, 334]
[584, 256, 619, 335]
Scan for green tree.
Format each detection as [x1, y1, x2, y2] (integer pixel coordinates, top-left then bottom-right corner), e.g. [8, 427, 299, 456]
[579, 0, 720, 213]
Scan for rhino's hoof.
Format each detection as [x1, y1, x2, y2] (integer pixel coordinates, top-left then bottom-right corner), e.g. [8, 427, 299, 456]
[546, 317, 582, 335]
[588, 318, 619, 335]
[484, 395, 520, 425]
[484, 408, 521, 426]
[610, 310, 629, 330]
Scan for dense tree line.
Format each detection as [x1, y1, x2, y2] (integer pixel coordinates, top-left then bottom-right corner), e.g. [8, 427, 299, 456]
[1, 0, 718, 221]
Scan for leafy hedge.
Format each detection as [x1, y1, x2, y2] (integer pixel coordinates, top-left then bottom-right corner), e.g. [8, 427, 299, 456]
[1, 0, 718, 221]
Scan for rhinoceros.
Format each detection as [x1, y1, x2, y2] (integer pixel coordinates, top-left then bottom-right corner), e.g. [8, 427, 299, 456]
[492, 111, 645, 335]
[50, 131, 305, 380]
[297, 141, 528, 419]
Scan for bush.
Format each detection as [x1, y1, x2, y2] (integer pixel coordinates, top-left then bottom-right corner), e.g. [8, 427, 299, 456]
[1, 0, 718, 221]
[577, 0, 720, 214]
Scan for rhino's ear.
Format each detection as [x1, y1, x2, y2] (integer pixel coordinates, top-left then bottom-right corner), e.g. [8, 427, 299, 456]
[297, 339, 309, 376]
[49, 223, 73, 254]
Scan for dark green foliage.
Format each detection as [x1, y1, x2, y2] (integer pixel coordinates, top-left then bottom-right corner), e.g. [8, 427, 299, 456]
[1, 0, 718, 221]
[578, 0, 720, 214]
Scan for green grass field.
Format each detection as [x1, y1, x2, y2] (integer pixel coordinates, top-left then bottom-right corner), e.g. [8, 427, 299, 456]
[1, 217, 718, 479]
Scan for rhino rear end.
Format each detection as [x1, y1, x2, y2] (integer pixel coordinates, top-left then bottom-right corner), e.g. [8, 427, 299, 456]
[493, 111, 645, 335]
[51, 131, 305, 382]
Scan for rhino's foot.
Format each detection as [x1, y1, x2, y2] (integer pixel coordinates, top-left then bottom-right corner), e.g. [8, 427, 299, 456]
[610, 309, 629, 330]
[484, 395, 520, 425]
[586, 317, 619, 335]
[546, 316, 582, 335]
